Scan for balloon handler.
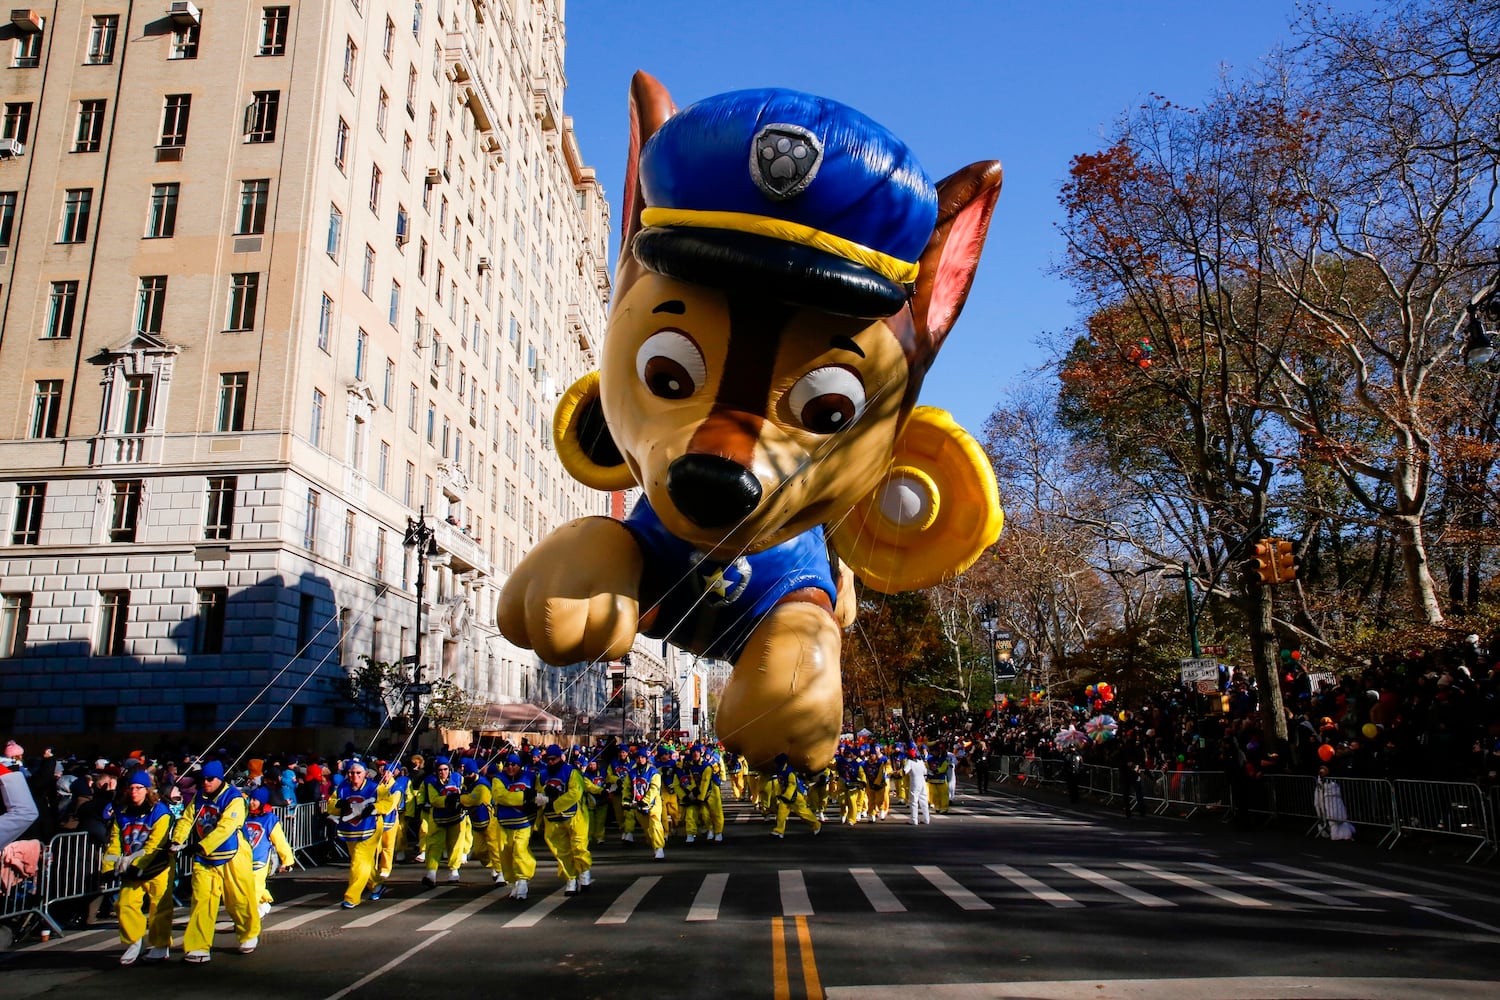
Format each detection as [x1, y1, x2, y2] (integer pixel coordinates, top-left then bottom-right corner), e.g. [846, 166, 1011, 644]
[498, 72, 1005, 773]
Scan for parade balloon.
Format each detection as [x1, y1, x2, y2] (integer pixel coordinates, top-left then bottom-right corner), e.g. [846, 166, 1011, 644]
[497, 73, 1006, 772]
[1317, 744, 1335, 762]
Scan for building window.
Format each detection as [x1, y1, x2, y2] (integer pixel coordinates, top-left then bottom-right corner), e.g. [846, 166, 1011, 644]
[245, 91, 280, 143]
[303, 488, 320, 550]
[13, 21, 42, 69]
[226, 272, 260, 331]
[334, 117, 349, 172]
[343, 37, 358, 90]
[87, 14, 119, 64]
[97, 591, 128, 655]
[318, 293, 334, 352]
[378, 440, 390, 490]
[327, 204, 343, 259]
[369, 165, 382, 215]
[260, 6, 290, 56]
[310, 388, 326, 448]
[383, 15, 396, 62]
[135, 276, 167, 334]
[11, 483, 44, 545]
[402, 133, 412, 176]
[146, 183, 179, 238]
[375, 527, 388, 578]
[45, 281, 79, 339]
[237, 179, 270, 234]
[408, 384, 418, 430]
[59, 188, 92, 243]
[342, 510, 356, 566]
[121, 375, 153, 434]
[0, 192, 15, 246]
[354, 328, 369, 380]
[160, 95, 191, 147]
[2, 103, 32, 144]
[389, 280, 402, 326]
[29, 380, 61, 439]
[205, 476, 236, 540]
[376, 89, 389, 137]
[396, 205, 410, 247]
[0, 594, 30, 658]
[108, 480, 142, 542]
[383, 358, 395, 407]
[194, 588, 227, 654]
[170, 24, 199, 60]
[217, 372, 248, 431]
[404, 461, 415, 505]
[361, 244, 375, 297]
[74, 99, 106, 153]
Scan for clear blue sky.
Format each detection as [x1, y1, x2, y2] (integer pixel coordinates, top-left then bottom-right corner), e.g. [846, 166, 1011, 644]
[560, 0, 1356, 435]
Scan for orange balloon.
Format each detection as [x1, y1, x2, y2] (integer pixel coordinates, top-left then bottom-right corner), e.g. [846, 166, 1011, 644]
[1317, 743, 1335, 762]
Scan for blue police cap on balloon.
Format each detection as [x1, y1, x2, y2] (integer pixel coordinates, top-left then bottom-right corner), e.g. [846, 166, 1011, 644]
[635, 88, 937, 318]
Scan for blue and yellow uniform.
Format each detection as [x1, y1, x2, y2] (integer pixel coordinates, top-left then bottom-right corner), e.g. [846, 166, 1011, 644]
[491, 755, 538, 898]
[172, 761, 260, 960]
[104, 772, 174, 961]
[769, 756, 823, 838]
[242, 787, 293, 915]
[538, 745, 592, 891]
[330, 766, 394, 906]
[414, 757, 465, 883]
[629, 750, 666, 858]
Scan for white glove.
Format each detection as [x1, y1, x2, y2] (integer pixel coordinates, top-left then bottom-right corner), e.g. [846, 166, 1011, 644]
[533, 792, 550, 809]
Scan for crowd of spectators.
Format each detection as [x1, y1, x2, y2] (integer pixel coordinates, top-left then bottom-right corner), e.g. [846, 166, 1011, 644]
[912, 633, 1500, 790]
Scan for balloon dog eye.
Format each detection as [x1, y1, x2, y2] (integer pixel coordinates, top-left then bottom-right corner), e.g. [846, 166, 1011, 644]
[636, 330, 705, 400]
[787, 365, 865, 434]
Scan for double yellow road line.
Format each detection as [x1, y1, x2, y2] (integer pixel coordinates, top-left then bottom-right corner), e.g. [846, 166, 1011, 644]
[771, 915, 823, 999]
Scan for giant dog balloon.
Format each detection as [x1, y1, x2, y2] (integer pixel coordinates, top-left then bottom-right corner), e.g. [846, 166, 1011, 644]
[499, 73, 1003, 770]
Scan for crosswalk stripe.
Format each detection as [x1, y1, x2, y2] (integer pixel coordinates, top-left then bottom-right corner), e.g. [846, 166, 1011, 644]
[503, 886, 571, 928]
[1256, 862, 1440, 907]
[1185, 862, 1362, 908]
[915, 865, 993, 911]
[78, 933, 127, 952]
[1051, 862, 1175, 907]
[849, 867, 905, 913]
[342, 887, 450, 928]
[986, 864, 1083, 908]
[687, 872, 729, 922]
[419, 885, 508, 931]
[26, 928, 111, 952]
[1119, 861, 1270, 906]
[779, 869, 813, 916]
[597, 876, 661, 925]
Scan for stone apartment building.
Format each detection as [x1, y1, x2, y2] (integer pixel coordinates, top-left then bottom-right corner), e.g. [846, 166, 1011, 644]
[0, 0, 617, 742]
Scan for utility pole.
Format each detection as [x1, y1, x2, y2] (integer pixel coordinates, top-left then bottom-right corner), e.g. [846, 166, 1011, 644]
[403, 508, 437, 736]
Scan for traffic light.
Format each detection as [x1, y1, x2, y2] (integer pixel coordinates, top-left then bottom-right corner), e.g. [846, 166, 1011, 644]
[1273, 539, 1295, 583]
[1252, 539, 1277, 585]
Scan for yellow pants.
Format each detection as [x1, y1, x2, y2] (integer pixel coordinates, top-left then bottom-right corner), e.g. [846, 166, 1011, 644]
[662, 792, 680, 835]
[423, 821, 464, 874]
[928, 780, 950, 813]
[497, 823, 536, 882]
[868, 782, 891, 818]
[184, 845, 259, 953]
[116, 867, 173, 947]
[807, 783, 829, 817]
[773, 796, 822, 835]
[375, 822, 398, 877]
[634, 805, 665, 850]
[342, 836, 382, 906]
[587, 801, 608, 845]
[252, 861, 272, 905]
[842, 784, 866, 824]
[543, 811, 591, 880]
[729, 771, 745, 799]
[703, 791, 724, 835]
[455, 816, 473, 861]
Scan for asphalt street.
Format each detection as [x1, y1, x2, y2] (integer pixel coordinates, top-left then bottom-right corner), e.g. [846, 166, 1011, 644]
[6, 782, 1500, 999]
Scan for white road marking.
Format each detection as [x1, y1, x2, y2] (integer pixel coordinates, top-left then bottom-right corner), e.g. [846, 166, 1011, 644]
[342, 886, 450, 928]
[1185, 862, 1362, 908]
[1120, 861, 1270, 906]
[503, 886, 571, 928]
[986, 864, 1083, 908]
[779, 869, 813, 916]
[323, 929, 448, 1000]
[686, 872, 729, 922]
[850, 867, 906, 913]
[419, 885, 509, 931]
[915, 866, 993, 911]
[823, 975, 1500, 999]
[1050, 862, 1175, 907]
[596, 875, 660, 925]
[1257, 862, 1441, 907]
[1413, 905, 1500, 937]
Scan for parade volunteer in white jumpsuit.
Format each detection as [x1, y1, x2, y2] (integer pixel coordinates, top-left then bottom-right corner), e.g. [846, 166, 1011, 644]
[902, 750, 931, 825]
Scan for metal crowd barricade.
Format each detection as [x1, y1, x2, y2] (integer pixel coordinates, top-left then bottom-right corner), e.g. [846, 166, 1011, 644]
[1392, 779, 1492, 862]
[0, 839, 54, 938]
[1325, 776, 1399, 847]
[39, 831, 118, 938]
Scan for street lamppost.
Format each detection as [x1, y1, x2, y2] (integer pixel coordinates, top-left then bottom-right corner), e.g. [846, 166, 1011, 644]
[403, 508, 439, 734]
[1461, 273, 1500, 365]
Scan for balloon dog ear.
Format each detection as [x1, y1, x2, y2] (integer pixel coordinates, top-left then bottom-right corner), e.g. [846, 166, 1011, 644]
[830, 407, 1002, 594]
[554, 371, 635, 492]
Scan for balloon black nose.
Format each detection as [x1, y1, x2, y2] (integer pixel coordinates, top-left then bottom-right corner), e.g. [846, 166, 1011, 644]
[667, 455, 762, 529]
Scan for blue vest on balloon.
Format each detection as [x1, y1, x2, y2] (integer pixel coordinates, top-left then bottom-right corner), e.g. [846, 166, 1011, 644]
[242, 809, 281, 866]
[623, 497, 837, 661]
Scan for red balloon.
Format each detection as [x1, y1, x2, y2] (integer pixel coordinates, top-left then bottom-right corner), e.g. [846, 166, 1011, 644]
[1317, 743, 1335, 762]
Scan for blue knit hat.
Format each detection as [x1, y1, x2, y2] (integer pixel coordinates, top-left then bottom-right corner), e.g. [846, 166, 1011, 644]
[249, 787, 271, 805]
[129, 770, 153, 789]
[199, 760, 225, 781]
